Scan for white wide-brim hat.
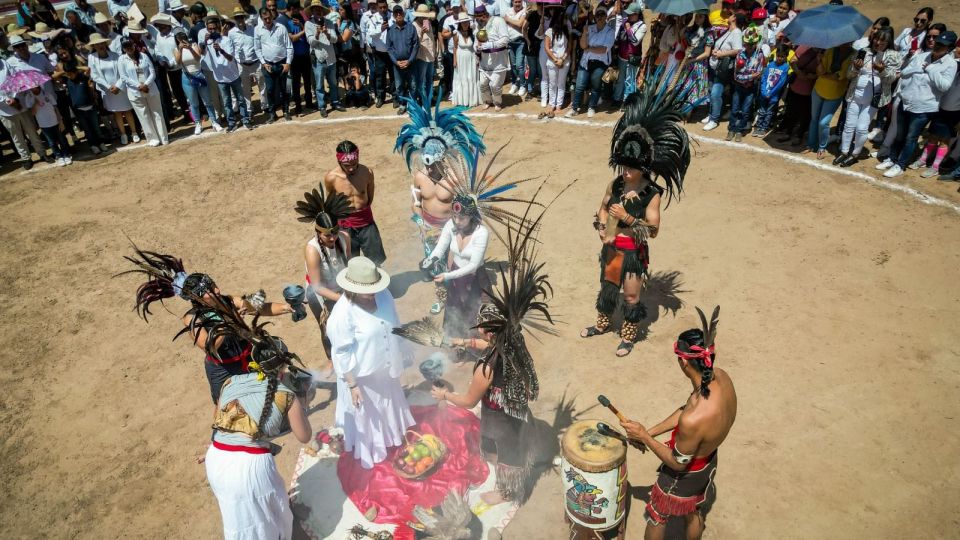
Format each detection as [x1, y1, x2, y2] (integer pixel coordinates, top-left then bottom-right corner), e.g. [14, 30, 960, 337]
[336, 256, 390, 294]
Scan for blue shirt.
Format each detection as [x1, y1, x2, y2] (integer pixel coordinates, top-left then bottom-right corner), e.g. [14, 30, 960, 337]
[279, 14, 310, 56]
[760, 59, 790, 98]
[386, 21, 419, 64]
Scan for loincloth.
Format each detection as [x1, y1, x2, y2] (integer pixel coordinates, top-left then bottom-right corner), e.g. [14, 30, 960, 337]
[645, 451, 717, 525]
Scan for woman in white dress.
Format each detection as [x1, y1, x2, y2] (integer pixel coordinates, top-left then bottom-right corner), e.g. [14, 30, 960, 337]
[296, 184, 354, 376]
[326, 257, 414, 470]
[87, 35, 139, 145]
[451, 13, 481, 107]
[426, 193, 489, 338]
[117, 37, 168, 146]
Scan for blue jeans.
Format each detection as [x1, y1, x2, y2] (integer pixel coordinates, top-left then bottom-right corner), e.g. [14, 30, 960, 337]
[40, 125, 69, 157]
[262, 62, 289, 116]
[73, 107, 104, 145]
[524, 53, 540, 94]
[217, 77, 249, 128]
[412, 58, 434, 103]
[890, 104, 931, 168]
[572, 63, 605, 111]
[312, 61, 340, 109]
[708, 67, 727, 123]
[729, 83, 756, 134]
[807, 90, 842, 151]
[508, 38, 526, 87]
[754, 93, 780, 132]
[393, 63, 416, 104]
[181, 71, 218, 123]
[613, 58, 638, 102]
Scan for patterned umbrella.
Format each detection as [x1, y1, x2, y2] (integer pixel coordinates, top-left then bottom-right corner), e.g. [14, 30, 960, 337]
[783, 4, 872, 49]
[646, 0, 711, 16]
[0, 69, 52, 94]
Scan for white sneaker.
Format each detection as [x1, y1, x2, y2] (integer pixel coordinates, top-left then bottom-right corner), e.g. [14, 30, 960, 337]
[56, 157, 66, 167]
[508, 84, 519, 95]
[883, 164, 904, 178]
[99, 144, 109, 153]
[870, 150, 879, 158]
[907, 159, 924, 170]
[91, 145, 101, 155]
[194, 122, 203, 135]
[540, 100, 548, 108]
[565, 109, 578, 118]
[587, 108, 596, 118]
[517, 87, 527, 98]
[700, 116, 710, 124]
[64, 156, 73, 165]
[212, 122, 224, 133]
[132, 134, 141, 143]
[875, 159, 894, 170]
[867, 128, 883, 142]
[148, 140, 161, 147]
[920, 168, 940, 178]
[703, 120, 719, 131]
[120, 134, 128, 145]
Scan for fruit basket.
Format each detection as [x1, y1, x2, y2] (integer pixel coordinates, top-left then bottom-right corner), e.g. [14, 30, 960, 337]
[393, 430, 446, 480]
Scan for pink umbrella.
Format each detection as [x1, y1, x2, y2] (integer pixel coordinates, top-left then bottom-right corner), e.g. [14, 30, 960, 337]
[0, 69, 52, 94]
[530, 0, 563, 4]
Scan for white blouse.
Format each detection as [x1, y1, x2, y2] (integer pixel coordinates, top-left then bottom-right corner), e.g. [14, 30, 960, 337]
[428, 220, 489, 281]
[326, 290, 409, 379]
[117, 53, 158, 99]
[88, 51, 123, 93]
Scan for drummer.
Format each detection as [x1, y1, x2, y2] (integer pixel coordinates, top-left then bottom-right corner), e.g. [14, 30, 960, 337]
[618, 308, 737, 539]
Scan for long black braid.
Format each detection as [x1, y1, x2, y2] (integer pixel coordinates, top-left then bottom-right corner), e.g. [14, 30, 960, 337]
[677, 328, 714, 398]
[254, 375, 280, 439]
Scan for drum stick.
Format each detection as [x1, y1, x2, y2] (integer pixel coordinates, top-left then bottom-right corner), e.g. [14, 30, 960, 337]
[597, 395, 628, 423]
[597, 422, 647, 453]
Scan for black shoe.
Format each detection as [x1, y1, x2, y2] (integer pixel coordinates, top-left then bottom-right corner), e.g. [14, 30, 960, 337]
[832, 153, 848, 166]
[392, 100, 399, 109]
[375, 97, 384, 108]
[840, 154, 858, 168]
[44, 155, 55, 164]
[776, 133, 792, 143]
[227, 124, 239, 133]
[22, 159, 33, 170]
[283, 116, 293, 123]
[334, 104, 346, 112]
[320, 108, 329, 118]
[266, 115, 277, 124]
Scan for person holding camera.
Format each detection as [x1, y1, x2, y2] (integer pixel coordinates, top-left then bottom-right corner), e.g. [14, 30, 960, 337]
[201, 15, 251, 131]
[174, 30, 222, 133]
[254, 5, 294, 122]
[306, 0, 345, 117]
[566, 6, 615, 118]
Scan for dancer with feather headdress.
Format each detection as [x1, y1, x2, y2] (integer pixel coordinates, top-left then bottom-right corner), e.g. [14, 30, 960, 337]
[428, 188, 559, 505]
[581, 67, 692, 358]
[296, 183, 354, 375]
[618, 306, 737, 540]
[116, 245, 294, 404]
[396, 88, 485, 315]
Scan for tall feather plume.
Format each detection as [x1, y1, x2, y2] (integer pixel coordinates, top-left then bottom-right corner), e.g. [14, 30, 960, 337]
[610, 64, 695, 206]
[693, 305, 720, 348]
[294, 184, 354, 224]
[114, 241, 188, 321]
[394, 87, 485, 175]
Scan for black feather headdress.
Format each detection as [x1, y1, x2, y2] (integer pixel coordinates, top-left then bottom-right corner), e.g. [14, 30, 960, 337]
[610, 66, 694, 205]
[115, 243, 214, 321]
[295, 184, 354, 231]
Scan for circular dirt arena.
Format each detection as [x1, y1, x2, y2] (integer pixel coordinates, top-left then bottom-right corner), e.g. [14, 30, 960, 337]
[1, 110, 958, 539]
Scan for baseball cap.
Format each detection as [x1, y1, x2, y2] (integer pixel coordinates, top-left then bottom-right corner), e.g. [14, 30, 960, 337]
[935, 31, 958, 47]
[751, 7, 767, 20]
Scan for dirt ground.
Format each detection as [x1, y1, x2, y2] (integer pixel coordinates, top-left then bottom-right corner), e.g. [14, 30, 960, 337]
[2, 1, 960, 540]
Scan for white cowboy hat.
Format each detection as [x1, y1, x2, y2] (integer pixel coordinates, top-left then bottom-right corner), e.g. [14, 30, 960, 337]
[125, 20, 148, 34]
[28, 22, 50, 38]
[8, 35, 28, 49]
[168, 0, 187, 11]
[150, 13, 176, 26]
[93, 12, 111, 25]
[413, 4, 436, 18]
[453, 12, 472, 24]
[336, 257, 391, 295]
[86, 34, 113, 47]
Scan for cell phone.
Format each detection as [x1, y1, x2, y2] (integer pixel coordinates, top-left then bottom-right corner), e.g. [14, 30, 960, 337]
[856, 49, 866, 61]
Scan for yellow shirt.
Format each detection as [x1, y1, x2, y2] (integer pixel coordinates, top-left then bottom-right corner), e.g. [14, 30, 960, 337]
[768, 48, 796, 75]
[813, 48, 852, 100]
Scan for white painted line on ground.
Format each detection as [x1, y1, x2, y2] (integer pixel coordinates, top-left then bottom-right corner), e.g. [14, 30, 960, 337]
[52, 109, 960, 214]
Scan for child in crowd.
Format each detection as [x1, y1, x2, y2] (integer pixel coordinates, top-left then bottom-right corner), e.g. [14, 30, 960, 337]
[754, 44, 791, 137]
[344, 64, 371, 108]
[54, 47, 109, 155]
[27, 86, 71, 166]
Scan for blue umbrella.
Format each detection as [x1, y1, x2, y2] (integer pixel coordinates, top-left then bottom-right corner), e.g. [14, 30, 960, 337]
[783, 4, 872, 49]
[646, 0, 712, 16]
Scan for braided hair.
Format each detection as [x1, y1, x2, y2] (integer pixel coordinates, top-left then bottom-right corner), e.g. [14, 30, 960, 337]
[251, 336, 300, 438]
[677, 328, 714, 398]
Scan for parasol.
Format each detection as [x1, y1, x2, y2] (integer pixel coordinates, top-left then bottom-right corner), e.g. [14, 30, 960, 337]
[529, 0, 563, 4]
[646, 0, 711, 16]
[783, 4, 872, 49]
[0, 69, 52, 94]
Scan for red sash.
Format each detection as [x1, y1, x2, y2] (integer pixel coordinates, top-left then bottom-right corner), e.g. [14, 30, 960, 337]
[421, 208, 449, 228]
[339, 206, 375, 229]
[206, 344, 252, 373]
[212, 441, 271, 454]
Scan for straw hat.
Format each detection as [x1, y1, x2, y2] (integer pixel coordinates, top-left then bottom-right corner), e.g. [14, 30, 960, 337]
[169, 0, 187, 11]
[453, 12, 471, 24]
[232, 6, 248, 18]
[8, 35, 27, 49]
[125, 20, 148, 34]
[86, 34, 113, 47]
[308, 0, 325, 9]
[413, 4, 435, 18]
[28, 22, 50, 38]
[150, 13, 176, 26]
[336, 257, 391, 294]
[94, 12, 111, 25]
[5, 23, 27, 37]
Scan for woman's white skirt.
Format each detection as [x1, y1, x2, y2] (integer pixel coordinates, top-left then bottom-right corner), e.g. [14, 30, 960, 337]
[336, 367, 415, 469]
[205, 445, 294, 540]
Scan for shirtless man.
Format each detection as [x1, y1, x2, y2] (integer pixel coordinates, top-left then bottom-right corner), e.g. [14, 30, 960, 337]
[412, 165, 457, 313]
[620, 307, 737, 540]
[323, 140, 387, 265]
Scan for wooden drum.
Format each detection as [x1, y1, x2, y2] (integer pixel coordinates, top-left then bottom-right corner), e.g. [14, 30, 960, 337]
[560, 420, 629, 539]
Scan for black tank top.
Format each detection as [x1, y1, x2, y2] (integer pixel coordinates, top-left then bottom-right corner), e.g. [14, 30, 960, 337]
[607, 176, 662, 228]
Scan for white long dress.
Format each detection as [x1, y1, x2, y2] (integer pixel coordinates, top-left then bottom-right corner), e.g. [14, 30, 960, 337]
[326, 290, 415, 469]
[88, 51, 133, 112]
[452, 31, 482, 107]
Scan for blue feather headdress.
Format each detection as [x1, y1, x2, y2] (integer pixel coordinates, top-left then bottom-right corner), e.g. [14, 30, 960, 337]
[394, 87, 486, 175]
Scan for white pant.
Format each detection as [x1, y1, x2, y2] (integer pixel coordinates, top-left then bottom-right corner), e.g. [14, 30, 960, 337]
[239, 62, 266, 113]
[0, 111, 44, 161]
[130, 90, 168, 145]
[542, 59, 570, 109]
[479, 69, 507, 106]
[841, 97, 875, 155]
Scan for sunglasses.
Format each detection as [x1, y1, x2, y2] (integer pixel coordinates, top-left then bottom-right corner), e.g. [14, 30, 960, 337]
[914, 18, 928, 24]
[926, 34, 938, 41]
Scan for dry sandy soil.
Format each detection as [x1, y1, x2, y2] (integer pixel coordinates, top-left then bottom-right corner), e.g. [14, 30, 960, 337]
[2, 1, 960, 540]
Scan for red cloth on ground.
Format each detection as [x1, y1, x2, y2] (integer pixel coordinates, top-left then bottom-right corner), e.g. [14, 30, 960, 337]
[337, 405, 489, 528]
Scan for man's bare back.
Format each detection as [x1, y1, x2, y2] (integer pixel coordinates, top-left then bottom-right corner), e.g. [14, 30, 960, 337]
[679, 367, 737, 458]
[414, 170, 456, 220]
[325, 164, 374, 211]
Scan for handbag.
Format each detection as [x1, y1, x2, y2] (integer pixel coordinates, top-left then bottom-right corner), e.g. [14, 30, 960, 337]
[716, 56, 734, 84]
[602, 65, 619, 84]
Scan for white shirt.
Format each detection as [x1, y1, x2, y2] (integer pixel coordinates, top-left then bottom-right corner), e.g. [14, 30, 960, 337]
[24, 89, 59, 128]
[940, 67, 960, 112]
[306, 19, 339, 64]
[709, 27, 741, 69]
[580, 21, 616, 68]
[229, 25, 258, 64]
[153, 29, 186, 69]
[88, 51, 124, 93]
[107, 0, 131, 17]
[327, 290, 408, 379]
[428, 221, 489, 280]
[117, 53, 158, 98]
[503, 6, 525, 42]
[894, 27, 925, 56]
[441, 12, 463, 51]
[477, 16, 510, 72]
[254, 21, 294, 64]
[6, 52, 53, 74]
[364, 11, 391, 51]
[899, 51, 958, 113]
[203, 33, 241, 83]
[0, 61, 27, 117]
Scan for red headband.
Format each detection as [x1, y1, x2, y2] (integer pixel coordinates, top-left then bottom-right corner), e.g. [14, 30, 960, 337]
[336, 150, 359, 163]
[673, 341, 714, 368]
